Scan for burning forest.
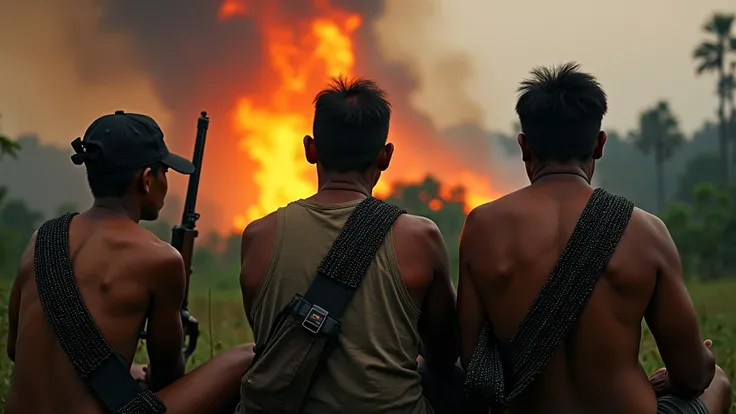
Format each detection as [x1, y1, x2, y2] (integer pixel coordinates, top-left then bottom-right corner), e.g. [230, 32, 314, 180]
[94, 0, 509, 232]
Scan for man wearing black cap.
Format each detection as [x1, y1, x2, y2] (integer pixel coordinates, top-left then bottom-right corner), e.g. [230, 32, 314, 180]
[4, 111, 254, 414]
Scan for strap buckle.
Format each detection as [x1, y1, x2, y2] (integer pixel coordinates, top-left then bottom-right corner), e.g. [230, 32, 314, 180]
[302, 304, 328, 334]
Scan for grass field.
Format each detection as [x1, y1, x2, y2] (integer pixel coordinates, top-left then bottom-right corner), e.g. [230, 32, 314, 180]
[0, 279, 734, 411]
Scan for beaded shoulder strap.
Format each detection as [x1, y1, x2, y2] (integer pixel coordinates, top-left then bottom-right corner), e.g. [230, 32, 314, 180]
[302, 197, 406, 318]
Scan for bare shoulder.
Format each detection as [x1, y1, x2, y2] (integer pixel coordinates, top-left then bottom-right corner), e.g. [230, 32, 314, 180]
[626, 206, 677, 257]
[392, 214, 447, 283]
[15, 230, 39, 286]
[20, 230, 38, 265]
[624, 207, 669, 242]
[464, 191, 520, 234]
[392, 214, 446, 271]
[241, 211, 278, 244]
[240, 211, 279, 265]
[131, 228, 186, 286]
[632, 206, 669, 232]
[393, 213, 444, 246]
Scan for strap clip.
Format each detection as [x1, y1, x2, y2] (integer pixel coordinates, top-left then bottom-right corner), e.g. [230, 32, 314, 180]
[302, 305, 328, 334]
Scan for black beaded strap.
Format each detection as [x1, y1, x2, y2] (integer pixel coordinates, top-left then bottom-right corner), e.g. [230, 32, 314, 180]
[317, 197, 406, 288]
[118, 390, 168, 414]
[34, 213, 166, 413]
[301, 197, 405, 322]
[465, 188, 635, 410]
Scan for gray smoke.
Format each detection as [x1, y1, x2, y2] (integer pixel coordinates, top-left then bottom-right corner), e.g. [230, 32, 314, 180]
[3, 0, 517, 229]
[92, 1, 384, 118]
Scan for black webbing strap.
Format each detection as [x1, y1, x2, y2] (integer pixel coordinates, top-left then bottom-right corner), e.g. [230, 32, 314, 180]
[465, 188, 635, 409]
[34, 213, 167, 414]
[302, 197, 406, 325]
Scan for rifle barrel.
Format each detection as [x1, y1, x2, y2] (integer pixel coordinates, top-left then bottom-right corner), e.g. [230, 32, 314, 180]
[181, 111, 209, 224]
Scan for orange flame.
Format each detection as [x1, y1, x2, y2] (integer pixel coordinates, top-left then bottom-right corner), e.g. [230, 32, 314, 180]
[219, 0, 247, 20]
[220, 0, 501, 231]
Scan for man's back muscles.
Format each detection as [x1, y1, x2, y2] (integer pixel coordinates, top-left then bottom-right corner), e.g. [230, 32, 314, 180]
[4, 214, 186, 414]
[458, 188, 715, 413]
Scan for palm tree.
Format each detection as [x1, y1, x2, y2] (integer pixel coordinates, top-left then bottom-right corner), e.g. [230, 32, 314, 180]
[693, 12, 736, 184]
[630, 101, 685, 212]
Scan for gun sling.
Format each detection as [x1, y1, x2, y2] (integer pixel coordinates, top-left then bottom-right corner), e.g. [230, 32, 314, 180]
[34, 212, 167, 414]
[464, 188, 635, 412]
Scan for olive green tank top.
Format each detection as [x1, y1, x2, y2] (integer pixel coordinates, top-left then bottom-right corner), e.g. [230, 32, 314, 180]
[251, 198, 432, 414]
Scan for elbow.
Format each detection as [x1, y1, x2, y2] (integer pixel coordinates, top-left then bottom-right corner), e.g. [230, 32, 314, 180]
[693, 352, 717, 394]
[148, 357, 185, 391]
[670, 351, 716, 397]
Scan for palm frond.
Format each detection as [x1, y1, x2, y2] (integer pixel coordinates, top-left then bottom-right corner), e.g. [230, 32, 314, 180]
[693, 42, 722, 74]
[696, 59, 716, 74]
[704, 13, 735, 37]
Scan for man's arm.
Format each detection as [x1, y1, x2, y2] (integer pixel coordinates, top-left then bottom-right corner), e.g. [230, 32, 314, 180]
[145, 248, 187, 392]
[7, 231, 36, 362]
[239, 213, 278, 329]
[644, 214, 715, 396]
[7, 271, 21, 362]
[457, 210, 486, 370]
[416, 218, 459, 372]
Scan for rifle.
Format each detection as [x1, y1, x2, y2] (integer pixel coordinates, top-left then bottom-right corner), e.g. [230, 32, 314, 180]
[141, 111, 209, 362]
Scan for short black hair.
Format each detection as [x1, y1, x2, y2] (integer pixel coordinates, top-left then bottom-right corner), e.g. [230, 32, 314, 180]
[312, 76, 391, 172]
[86, 163, 163, 198]
[515, 62, 608, 162]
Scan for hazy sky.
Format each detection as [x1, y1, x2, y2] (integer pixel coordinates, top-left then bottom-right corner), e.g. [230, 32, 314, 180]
[0, 0, 733, 145]
[0, 0, 172, 144]
[379, 0, 736, 136]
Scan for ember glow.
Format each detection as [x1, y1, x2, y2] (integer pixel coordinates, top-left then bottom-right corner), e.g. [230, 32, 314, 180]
[218, 0, 247, 20]
[220, 0, 502, 231]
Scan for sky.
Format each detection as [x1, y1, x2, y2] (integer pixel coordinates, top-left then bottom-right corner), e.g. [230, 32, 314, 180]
[378, 0, 735, 136]
[0, 0, 733, 145]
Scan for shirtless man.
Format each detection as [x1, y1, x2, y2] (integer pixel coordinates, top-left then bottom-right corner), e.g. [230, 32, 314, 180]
[239, 77, 464, 413]
[5, 111, 253, 414]
[458, 63, 732, 414]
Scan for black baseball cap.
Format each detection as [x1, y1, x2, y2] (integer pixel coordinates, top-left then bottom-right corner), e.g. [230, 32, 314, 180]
[71, 110, 195, 175]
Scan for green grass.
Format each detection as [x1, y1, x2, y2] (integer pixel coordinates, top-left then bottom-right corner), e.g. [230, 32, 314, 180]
[0, 279, 734, 411]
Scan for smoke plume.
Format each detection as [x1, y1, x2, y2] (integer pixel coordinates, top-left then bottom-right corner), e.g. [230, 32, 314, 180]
[1, 0, 522, 231]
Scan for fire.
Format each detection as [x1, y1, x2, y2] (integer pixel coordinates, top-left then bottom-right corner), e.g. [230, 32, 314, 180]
[218, 0, 247, 20]
[220, 0, 501, 231]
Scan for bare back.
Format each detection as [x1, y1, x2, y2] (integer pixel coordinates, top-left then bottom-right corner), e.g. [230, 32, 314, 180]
[459, 181, 698, 413]
[5, 212, 186, 414]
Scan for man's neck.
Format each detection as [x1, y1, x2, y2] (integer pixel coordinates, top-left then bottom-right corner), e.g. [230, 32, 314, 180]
[531, 163, 591, 185]
[310, 174, 373, 204]
[89, 198, 140, 223]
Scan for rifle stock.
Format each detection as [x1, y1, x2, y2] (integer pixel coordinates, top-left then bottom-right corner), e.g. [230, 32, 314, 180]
[172, 224, 199, 360]
[141, 111, 209, 362]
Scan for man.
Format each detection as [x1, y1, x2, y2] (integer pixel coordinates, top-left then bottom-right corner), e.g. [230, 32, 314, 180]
[458, 63, 732, 414]
[5, 111, 254, 414]
[239, 77, 463, 413]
